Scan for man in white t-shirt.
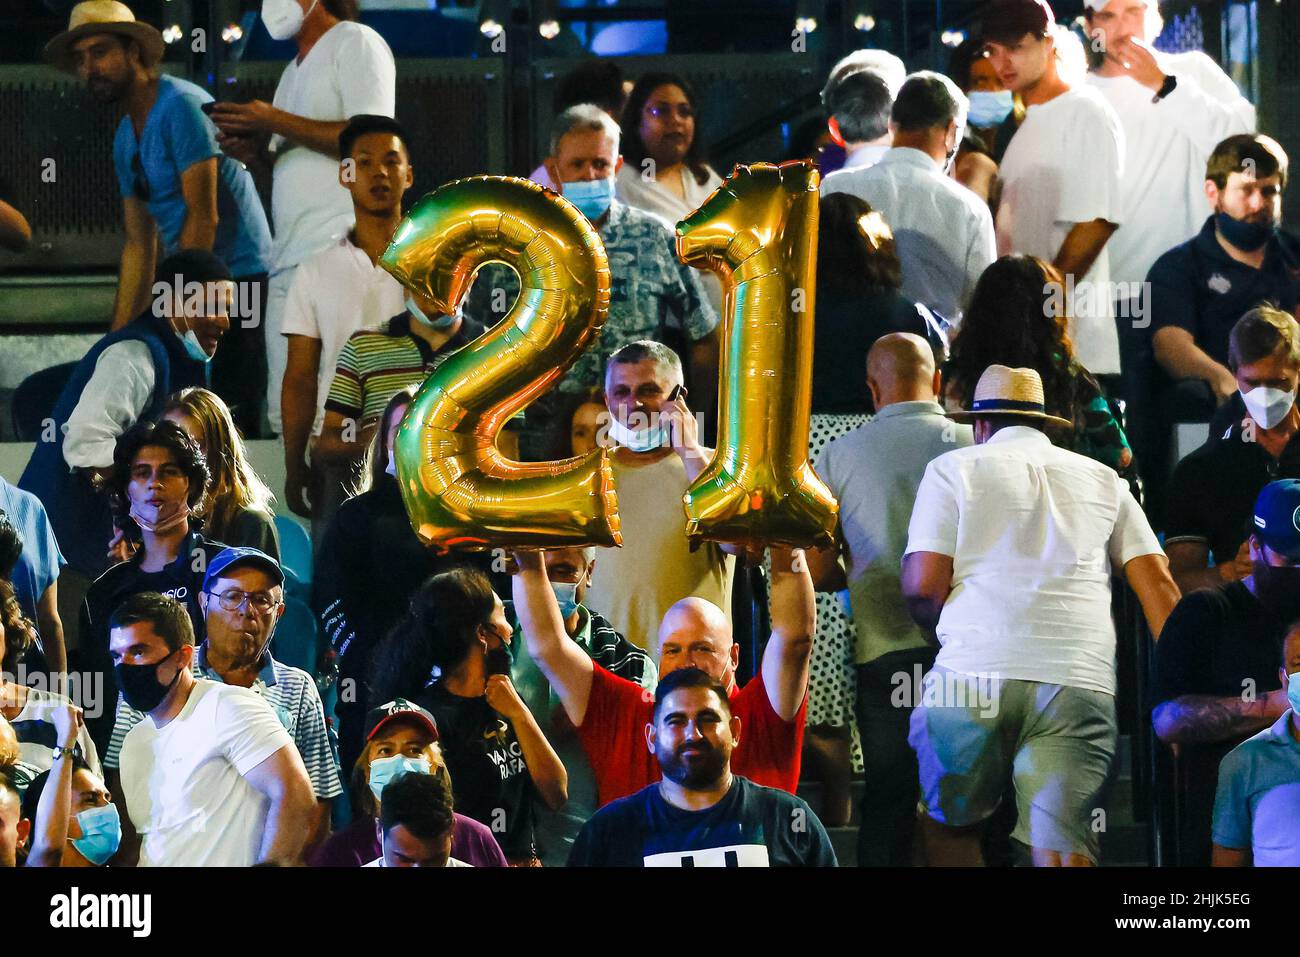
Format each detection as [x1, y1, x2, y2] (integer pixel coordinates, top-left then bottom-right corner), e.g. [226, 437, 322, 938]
[983, 0, 1126, 377]
[364, 767, 472, 867]
[1084, 0, 1254, 300]
[901, 365, 1180, 866]
[279, 115, 411, 539]
[110, 591, 315, 867]
[210, 0, 395, 436]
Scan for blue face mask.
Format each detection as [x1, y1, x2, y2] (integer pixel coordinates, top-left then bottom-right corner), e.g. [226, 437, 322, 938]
[562, 177, 615, 222]
[551, 581, 580, 618]
[1215, 210, 1276, 253]
[71, 802, 122, 866]
[1288, 673, 1300, 716]
[407, 297, 459, 331]
[967, 90, 1014, 128]
[368, 754, 432, 803]
[180, 328, 212, 363]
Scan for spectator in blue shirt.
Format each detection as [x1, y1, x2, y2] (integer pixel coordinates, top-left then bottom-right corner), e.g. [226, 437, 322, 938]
[44, 1, 274, 438]
[0, 481, 66, 676]
[1213, 621, 1300, 866]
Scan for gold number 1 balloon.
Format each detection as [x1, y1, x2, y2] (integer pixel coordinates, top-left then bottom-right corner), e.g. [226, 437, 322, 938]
[380, 176, 621, 551]
[676, 161, 838, 548]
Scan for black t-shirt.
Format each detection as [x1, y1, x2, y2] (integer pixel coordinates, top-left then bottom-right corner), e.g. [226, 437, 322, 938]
[1150, 581, 1286, 707]
[416, 682, 536, 862]
[1164, 419, 1300, 565]
[568, 776, 837, 867]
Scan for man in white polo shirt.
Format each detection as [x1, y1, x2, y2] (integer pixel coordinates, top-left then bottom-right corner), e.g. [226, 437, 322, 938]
[983, 0, 1126, 377]
[210, 0, 395, 436]
[111, 591, 316, 866]
[822, 71, 995, 325]
[901, 365, 1180, 866]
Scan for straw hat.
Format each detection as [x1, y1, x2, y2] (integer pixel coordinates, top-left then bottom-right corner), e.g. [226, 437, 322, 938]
[947, 365, 1073, 428]
[44, 1, 164, 73]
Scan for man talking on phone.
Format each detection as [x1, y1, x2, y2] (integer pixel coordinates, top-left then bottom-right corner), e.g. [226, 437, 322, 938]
[45, 2, 273, 437]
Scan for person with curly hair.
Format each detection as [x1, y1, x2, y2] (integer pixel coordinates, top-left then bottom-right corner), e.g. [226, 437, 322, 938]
[79, 420, 223, 756]
[944, 255, 1133, 474]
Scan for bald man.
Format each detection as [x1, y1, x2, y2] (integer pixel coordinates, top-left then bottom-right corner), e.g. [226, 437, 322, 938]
[512, 545, 815, 807]
[805, 332, 974, 866]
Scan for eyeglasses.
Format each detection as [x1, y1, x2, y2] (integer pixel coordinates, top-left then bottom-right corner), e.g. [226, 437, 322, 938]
[645, 102, 694, 121]
[206, 589, 281, 613]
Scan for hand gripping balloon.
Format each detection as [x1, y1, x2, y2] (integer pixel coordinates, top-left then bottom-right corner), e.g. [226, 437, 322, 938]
[675, 161, 838, 549]
[380, 176, 621, 551]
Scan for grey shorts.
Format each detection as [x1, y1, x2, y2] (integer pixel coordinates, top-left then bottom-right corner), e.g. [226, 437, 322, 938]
[907, 665, 1118, 862]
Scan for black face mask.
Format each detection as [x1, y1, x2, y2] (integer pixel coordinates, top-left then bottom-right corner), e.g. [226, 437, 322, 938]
[115, 650, 182, 714]
[1250, 563, 1300, 626]
[483, 631, 513, 677]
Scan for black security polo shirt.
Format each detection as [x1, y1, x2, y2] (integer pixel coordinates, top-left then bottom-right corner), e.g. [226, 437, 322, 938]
[1164, 417, 1300, 564]
[1148, 215, 1300, 367]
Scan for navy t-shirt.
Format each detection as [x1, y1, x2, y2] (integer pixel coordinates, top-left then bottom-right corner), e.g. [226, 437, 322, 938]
[568, 775, 837, 867]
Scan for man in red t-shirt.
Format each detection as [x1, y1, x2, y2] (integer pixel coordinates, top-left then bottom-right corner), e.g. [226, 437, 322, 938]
[512, 546, 814, 807]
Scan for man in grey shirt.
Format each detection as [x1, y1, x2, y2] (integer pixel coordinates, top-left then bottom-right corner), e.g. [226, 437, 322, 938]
[808, 333, 972, 866]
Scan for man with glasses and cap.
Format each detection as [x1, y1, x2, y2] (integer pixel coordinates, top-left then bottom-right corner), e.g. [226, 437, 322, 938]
[901, 365, 1180, 866]
[43, 1, 273, 437]
[103, 547, 342, 856]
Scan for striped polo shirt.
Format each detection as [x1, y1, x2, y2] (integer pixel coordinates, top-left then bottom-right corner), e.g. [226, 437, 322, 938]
[103, 644, 343, 801]
[325, 311, 485, 424]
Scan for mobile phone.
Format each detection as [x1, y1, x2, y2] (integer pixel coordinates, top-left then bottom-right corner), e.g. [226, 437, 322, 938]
[200, 101, 216, 115]
[668, 384, 688, 402]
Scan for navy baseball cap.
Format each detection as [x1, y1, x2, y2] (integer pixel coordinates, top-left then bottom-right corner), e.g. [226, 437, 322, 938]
[201, 546, 285, 593]
[365, 698, 440, 743]
[1253, 480, 1300, 560]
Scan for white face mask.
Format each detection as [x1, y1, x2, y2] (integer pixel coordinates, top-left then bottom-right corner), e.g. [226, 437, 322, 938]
[262, 0, 317, 41]
[605, 412, 669, 452]
[1241, 385, 1297, 430]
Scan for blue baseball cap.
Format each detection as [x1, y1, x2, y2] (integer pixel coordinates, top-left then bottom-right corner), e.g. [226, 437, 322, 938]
[1252, 480, 1300, 560]
[201, 546, 285, 593]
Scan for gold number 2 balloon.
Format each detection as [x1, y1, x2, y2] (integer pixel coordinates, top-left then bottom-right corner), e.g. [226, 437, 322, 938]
[676, 161, 838, 548]
[379, 175, 621, 551]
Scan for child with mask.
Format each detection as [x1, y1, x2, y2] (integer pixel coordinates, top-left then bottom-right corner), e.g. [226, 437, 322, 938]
[309, 698, 507, 867]
[369, 570, 567, 865]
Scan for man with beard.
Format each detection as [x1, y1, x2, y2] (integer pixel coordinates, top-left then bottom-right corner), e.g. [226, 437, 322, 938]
[102, 547, 341, 861]
[568, 667, 836, 867]
[44, 2, 272, 436]
[1151, 480, 1300, 865]
[1148, 135, 1299, 443]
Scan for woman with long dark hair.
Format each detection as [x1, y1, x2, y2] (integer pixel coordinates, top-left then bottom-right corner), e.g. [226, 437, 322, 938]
[944, 255, 1133, 473]
[369, 568, 567, 866]
[315, 388, 497, 776]
[616, 72, 721, 221]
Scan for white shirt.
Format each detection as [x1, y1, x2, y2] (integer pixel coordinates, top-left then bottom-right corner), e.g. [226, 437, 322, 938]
[269, 21, 395, 273]
[63, 340, 157, 469]
[1086, 52, 1255, 288]
[821, 147, 996, 323]
[996, 86, 1126, 374]
[119, 679, 293, 867]
[280, 235, 405, 437]
[905, 426, 1162, 695]
[828, 141, 890, 174]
